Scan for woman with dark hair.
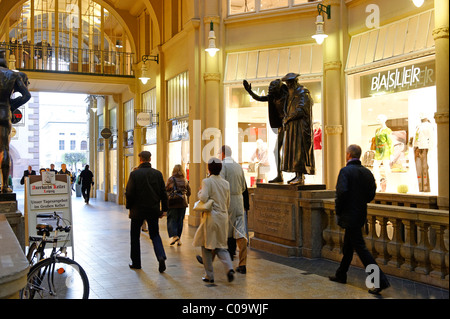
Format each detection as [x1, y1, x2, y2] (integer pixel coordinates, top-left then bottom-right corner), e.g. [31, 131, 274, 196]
[193, 157, 234, 283]
[166, 164, 191, 246]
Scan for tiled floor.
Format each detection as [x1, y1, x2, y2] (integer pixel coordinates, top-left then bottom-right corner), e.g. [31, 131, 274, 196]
[17, 192, 449, 300]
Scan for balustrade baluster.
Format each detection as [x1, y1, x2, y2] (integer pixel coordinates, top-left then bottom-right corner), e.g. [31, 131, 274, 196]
[330, 210, 343, 254]
[400, 220, 417, 271]
[364, 215, 378, 259]
[387, 218, 404, 268]
[375, 217, 390, 265]
[429, 225, 448, 279]
[414, 222, 432, 275]
[322, 208, 333, 252]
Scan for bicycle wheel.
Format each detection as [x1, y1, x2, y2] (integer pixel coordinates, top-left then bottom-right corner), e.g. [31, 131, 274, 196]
[21, 257, 89, 299]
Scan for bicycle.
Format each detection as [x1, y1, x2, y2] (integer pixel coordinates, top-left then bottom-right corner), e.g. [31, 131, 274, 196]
[21, 212, 90, 299]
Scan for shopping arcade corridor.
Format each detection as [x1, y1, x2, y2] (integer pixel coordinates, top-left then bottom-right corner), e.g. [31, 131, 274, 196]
[15, 190, 448, 300]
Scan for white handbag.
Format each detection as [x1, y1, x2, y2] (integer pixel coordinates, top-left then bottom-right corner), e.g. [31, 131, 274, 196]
[193, 199, 214, 212]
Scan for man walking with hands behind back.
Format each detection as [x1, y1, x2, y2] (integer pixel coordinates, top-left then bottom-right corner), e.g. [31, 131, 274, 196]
[126, 151, 168, 273]
[329, 144, 390, 295]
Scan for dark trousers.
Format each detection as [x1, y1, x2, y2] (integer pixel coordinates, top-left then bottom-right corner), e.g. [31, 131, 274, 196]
[130, 217, 166, 267]
[167, 207, 186, 238]
[81, 184, 91, 202]
[336, 227, 389, 286]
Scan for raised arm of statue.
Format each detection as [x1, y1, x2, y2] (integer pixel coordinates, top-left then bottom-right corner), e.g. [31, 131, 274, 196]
[243, 80, 269, 102]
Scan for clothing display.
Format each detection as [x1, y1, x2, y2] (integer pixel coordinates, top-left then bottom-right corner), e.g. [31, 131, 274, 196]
[373, 127, 393, 161]
[390, 130, 408, 172]
[413, 118, 435, 192]
[314, 127, 322, 150]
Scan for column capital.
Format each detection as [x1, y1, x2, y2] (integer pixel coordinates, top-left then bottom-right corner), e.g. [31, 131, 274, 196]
[203, 73, 221, 82]
[204, 16, 220, 25]
[324, 61, 342, 72]
[432, 27, 449, 41]
[434, 112, 449, 124]
[325, 125, 343, 135]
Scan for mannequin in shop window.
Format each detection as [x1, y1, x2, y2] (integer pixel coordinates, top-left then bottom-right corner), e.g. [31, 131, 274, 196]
[0, 58, 31, 193]
[243, 79, 288, 183]
[313, 121, 322, 184]
[372, 114, 393, 192]
[250, 139, 270, 183]
[411, 113, 435, 192]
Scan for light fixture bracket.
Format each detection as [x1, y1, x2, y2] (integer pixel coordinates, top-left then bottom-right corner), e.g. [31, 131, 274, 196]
[317, 3, 331, 20]
[142, 54, 159, 64]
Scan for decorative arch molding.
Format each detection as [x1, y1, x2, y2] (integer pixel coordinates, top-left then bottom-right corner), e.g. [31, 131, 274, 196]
[0, 0, 156, 57]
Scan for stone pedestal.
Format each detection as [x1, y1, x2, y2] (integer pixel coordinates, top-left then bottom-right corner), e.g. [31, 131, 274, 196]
[0, 193, 25, 252]
[0, 214, 29, 299]
[250, 183, 327, 257]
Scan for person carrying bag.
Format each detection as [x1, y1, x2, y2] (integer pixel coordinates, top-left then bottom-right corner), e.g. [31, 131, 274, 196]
[166, 165, 191, 246]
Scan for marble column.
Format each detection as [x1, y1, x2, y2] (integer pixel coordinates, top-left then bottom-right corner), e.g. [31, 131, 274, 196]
[433, 0, 449, 210]
[323, 0, 344, 189]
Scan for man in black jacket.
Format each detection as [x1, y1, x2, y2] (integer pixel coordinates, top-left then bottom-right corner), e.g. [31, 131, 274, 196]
[20, 165, 36, 185]
[78, 165, 94, 204]
[329, 144, 390, 295]
[126, 151, 168, 273]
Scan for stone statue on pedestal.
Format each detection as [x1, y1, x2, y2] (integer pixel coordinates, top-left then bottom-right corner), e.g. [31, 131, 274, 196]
[0, 58, 31, 193]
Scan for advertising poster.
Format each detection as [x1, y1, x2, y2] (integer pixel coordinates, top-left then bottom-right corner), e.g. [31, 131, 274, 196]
[24, 173, 74, 254]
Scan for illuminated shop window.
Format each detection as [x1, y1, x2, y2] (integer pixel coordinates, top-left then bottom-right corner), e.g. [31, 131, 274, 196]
[167, 72, 189, 120]
[347, 58, 437, 195]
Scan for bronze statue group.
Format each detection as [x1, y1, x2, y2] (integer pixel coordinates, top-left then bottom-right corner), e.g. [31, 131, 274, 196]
[244, 72, 315, 185]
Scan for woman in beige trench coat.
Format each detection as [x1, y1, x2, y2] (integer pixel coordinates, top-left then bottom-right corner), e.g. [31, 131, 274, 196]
[193, 157, 235, 283]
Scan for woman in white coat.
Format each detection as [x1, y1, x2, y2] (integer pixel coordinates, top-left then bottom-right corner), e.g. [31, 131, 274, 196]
[193, 157, 235, 283]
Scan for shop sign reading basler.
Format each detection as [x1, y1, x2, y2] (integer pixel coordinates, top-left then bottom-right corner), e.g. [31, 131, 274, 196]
[25, 173, 74, 252]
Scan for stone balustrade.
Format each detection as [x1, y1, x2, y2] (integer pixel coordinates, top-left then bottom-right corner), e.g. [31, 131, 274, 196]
[321, 198, 449, 289]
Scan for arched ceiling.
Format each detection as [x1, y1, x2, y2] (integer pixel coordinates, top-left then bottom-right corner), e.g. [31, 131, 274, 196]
[103, 0, 162, 43]
[0, 0, 162, 95]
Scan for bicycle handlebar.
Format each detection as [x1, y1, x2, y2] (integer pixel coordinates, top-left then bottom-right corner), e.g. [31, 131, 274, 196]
[36, 212, 71, 232]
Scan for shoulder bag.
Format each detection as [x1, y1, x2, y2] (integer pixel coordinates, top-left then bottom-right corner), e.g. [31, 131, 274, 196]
[168, 177, 186, 207]
[193, 199, 214, 212]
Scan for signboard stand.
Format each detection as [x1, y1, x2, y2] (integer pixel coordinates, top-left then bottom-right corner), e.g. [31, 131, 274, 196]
[24, 173, 74, 259]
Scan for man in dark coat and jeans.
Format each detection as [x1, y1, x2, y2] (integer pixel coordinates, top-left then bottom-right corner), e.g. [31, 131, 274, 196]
[78, 165, 94, 204]
[329, 144, 390, 295]
[126, 151, 168, 273]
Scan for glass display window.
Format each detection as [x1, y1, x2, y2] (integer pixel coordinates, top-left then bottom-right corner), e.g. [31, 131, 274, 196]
[225, 80, 322, 187]
[168, 118, 190, 181]
[109, 149, 117, 194]
[97, 151, 104, 191]
[142, 145, 157, 170]
[347, 57, 437, 194]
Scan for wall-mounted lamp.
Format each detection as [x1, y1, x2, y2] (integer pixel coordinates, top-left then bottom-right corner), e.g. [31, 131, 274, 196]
[412, 0, 424, 7]
[139, 54, 159, 84]
[205, 21, 219, 57]
[115, 40, 123, 48]
[91, 107, 97, 113]
[312, 4, 331, 45]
